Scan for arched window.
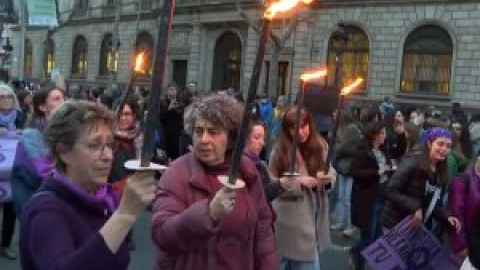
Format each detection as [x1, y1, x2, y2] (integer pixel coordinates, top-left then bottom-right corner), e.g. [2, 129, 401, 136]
[71, 35, 88, 77]
[24, 39, 33, 77]
[400, 25, 453, 95]
[44, 38, 55, 78]
[326, 25, 369, 92]
[99, 33, 119, 76]
[135, 32, 154, 76]
[212, 32, 242, 91]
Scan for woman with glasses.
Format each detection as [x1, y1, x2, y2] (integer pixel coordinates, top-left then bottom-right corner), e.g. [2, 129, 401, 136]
[0, 83, 23, 260]
[109, 98, 143, 194]
[19, 101, 157, 270]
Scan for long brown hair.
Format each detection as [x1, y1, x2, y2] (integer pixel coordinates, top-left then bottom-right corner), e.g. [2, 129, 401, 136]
[271, 106, 326, 176]
[417, 142, 448, 186]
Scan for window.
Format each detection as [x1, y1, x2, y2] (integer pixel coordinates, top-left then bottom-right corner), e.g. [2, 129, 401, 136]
[326, 26, 369, 93]
[76, 0, 89, 17]
[172, 60, 187, 89]
[400, 25, 452, 95]
[24, 39, 33, 77]
[135, 32, 154, 76]
[44, 38, 55, 78]
[212, 32, 242, 91]
[265, 61, 289, 98]
[71, 35, 88, 77]
[99, 33, 119, 76]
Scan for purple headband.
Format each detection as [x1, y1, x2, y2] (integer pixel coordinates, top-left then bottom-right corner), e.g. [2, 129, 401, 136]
[421, 127, 453, 144]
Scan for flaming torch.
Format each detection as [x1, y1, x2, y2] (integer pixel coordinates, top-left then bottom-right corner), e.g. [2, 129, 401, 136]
[324, 78, 364, 173]
[123, 0, 175, 172]
[116, 52, 144, 118]
[286, 69, 327, 176]
[220, 0, 316, 189]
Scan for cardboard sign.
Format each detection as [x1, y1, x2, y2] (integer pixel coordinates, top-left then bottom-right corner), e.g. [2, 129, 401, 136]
[0, 133, 20, 202]
[362, 216, 461, 270]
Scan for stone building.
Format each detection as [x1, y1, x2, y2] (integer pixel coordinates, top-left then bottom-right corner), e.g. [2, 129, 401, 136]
[8, 0, 480, 109]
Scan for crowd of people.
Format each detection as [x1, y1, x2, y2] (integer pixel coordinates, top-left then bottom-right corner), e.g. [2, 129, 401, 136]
[0, 77, 480, 270]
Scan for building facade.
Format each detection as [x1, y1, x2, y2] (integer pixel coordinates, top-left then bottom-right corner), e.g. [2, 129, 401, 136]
[8, 0, 480, 109]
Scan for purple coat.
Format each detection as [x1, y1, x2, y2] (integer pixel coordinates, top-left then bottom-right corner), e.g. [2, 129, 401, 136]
[152, 153, 279, 270]
[448, 167, 480, 253]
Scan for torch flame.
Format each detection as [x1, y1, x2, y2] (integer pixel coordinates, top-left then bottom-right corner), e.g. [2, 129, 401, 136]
[340, 78, 364, 95]
[134, 52, 144, 72]
[264, 0, 314, 19]
[300, 69, 327, 82]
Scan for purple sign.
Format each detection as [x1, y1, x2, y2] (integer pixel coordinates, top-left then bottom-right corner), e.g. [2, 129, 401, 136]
[0, 135, 20, 203]
[362, 216, 461, 270]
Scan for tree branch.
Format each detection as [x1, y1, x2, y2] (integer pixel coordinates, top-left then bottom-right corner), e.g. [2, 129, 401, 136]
[236, 0, 262, 33]
[279, 14, 299, 44]
[50, 0, 84, 35]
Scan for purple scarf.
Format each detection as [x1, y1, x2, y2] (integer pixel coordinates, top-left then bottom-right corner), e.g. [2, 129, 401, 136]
[52, 171, 118, 213]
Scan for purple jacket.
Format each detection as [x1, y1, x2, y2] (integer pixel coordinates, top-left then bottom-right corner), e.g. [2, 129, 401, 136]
[152, 153, 279, 270]
[20, 173, 128, 270]
[448, 167, 480, 252]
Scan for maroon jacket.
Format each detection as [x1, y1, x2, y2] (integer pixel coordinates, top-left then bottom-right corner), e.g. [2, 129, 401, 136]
[152, 153, 279, 270]
[448, 167, 480, 253]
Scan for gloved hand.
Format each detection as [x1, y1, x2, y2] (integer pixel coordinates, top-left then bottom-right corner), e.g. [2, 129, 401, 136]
[209, 187, 236, 220]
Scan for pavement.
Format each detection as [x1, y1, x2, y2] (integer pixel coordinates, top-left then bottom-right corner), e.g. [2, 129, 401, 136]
[0, 209, 358, 270]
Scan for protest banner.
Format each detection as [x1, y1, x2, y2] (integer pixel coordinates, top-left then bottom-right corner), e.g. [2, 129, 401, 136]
[0, 133, 20, 203]
[362, 215, 461, 270]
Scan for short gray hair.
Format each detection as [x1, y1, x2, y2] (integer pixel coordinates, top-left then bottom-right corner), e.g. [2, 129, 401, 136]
[184, 94, 244, 149]
[44, 100, 115, 172]
[0, 83, 19, 109]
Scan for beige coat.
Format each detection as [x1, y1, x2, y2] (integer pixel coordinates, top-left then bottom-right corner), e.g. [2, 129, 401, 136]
[269, 148, 334, 262]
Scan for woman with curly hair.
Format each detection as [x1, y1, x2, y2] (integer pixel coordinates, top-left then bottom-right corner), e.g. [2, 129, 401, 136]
[269, 106, 336, 270]
[151, 94, 278, 270]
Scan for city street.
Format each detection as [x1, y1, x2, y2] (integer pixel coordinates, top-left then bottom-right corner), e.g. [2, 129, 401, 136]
[0, 210, 355, 269]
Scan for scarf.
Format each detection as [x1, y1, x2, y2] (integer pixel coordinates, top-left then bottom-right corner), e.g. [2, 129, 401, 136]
[115, 122, 142, 151]
[244, 151, 261, 165]
[0, 108, 18, 131]
[52, 171, 118, 213]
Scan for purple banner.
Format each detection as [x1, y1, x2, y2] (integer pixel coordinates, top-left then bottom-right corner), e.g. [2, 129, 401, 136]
[362, 216, 461, 270]
[0, 134, 20, 203]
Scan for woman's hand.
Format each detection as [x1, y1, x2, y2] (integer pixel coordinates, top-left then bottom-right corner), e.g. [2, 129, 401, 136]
[316, 169, 335, 186]
[209, 187, 236, 220]
[448, 216, 461, 234]
[117, 171, 157, 218]
[410, 209, 423, 227]
[279, 176, 301, 192]
[296, 176, 318, 188]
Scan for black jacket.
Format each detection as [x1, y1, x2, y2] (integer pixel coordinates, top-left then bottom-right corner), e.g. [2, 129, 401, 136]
[349, 144, 390, 232]
[381, 153, 450, 229]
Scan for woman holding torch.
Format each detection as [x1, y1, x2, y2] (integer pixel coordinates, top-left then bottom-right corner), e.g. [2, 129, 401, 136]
[151, 94, 278, 270]
[269, 106, 336, 270]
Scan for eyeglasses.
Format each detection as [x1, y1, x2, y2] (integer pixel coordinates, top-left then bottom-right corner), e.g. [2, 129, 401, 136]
[0, 95, 14, 99]
[119, 111, 133, 118]
[79, 141, 118, 155]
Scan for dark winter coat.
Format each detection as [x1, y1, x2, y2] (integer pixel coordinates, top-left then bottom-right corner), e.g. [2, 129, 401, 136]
[381, 153, 450, 229]
[349, 144, 390, 232]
